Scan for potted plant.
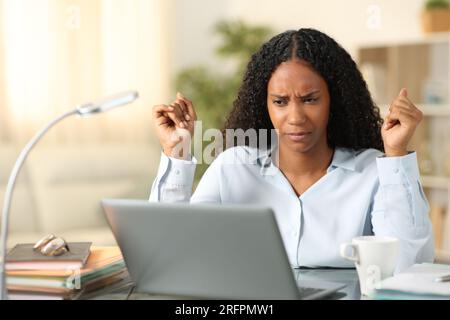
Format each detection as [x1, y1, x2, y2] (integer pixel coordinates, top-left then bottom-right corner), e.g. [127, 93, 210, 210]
[422, 0, 450, 33]
[175, 20, 273, 183]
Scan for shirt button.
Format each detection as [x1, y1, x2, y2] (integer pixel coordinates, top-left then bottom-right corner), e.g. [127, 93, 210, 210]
[393, 168, 399, 174]
[293, 231, 299, 237]
[175, 169, 180, 175]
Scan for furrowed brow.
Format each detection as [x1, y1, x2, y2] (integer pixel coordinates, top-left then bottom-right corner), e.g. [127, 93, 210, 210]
[269, 94, 288, 99]
[300, 91, 320, 98]
[269, 91, 319, 99]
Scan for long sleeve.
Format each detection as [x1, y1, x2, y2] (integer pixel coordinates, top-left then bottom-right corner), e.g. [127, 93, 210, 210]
[149, 152, 197, 202]
[149, 152, 222, 203]
[370, 152, 435, 272]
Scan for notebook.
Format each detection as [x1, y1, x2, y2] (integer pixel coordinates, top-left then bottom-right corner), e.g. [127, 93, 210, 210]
[6, 242, 92, 270]
[7, 246, 123, 277]
[373, 263, 450, 299]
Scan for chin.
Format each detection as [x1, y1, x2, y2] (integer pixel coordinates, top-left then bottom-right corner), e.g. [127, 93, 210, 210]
[290, 145, 315, 154]
[282, 139, 315, 154]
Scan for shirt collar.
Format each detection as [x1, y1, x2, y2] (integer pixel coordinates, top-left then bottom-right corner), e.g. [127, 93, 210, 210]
[329, 148, 356, 172]
[251, 146, 357, 172]
[249, 146, 275, 167]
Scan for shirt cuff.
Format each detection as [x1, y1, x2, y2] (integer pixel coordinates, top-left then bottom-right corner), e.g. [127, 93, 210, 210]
[158, 151, 197, 186]
[376, 152, 420, 186]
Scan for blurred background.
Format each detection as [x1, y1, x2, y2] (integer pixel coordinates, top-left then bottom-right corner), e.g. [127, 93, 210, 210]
[0, 0, 449, 262]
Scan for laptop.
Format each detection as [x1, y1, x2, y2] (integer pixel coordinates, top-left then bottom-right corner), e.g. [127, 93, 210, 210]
[102, 199, 346, 299]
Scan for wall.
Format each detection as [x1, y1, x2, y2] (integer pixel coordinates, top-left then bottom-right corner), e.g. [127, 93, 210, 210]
[0, 0, 171, 145]
[170, 0, 428, 79]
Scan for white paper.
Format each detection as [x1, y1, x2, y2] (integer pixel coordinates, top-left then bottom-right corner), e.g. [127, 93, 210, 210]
[376, 263, 450, 296]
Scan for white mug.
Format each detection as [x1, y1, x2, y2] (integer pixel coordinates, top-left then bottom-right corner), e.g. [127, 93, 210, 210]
[340, 236, 399, 296]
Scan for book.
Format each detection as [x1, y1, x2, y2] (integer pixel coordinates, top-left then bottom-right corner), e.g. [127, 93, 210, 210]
[372, 263, 450, 300]
[7, 269, 126, 293]
[7, 271, 130, 300]
[7, 246, 123, 277]
[6, 242, 92, 271]
[8, 290, 83, 300]
[6, 246, 127, 299]
[7, 247, 125, 288]
[6, 267, 126, 290]
[79, 271, 134, 300]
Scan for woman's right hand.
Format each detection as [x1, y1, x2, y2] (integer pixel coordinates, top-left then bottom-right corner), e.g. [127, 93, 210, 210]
[152, 92, 197, 159]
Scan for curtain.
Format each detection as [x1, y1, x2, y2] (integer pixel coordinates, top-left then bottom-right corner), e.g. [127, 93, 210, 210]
[0, 0, 171, 145]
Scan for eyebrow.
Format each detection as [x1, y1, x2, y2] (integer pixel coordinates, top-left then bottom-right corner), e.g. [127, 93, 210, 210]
[269, 91, 320, 99]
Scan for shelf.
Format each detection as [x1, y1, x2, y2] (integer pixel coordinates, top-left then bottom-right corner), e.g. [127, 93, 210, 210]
[358, 32, 450, 50]
[379, 104, 450, 117]
[422, 175, 450, 189]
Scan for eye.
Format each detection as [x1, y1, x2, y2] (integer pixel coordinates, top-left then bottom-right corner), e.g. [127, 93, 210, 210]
[303, 97, 318, 104]
[273, 99, 287, 106]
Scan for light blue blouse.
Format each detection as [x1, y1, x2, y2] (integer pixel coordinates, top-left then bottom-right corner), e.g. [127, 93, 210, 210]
[149, 146, 434, 272]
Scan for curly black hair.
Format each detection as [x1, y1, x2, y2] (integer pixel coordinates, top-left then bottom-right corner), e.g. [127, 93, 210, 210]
[223, 28, 384, 151]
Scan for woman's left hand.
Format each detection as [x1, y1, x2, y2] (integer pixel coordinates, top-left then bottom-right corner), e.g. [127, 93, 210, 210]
[381, 88, 423, 157]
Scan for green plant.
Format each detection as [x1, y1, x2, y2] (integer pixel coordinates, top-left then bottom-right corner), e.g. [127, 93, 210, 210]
[175, 20, 273, 183]
[425, 0, 449, 10]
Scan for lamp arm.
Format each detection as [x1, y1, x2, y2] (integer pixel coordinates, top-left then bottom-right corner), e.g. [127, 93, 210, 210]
[0, 109, 78, 300]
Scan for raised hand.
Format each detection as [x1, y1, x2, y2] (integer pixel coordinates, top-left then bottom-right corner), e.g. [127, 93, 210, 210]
[381, 88, 423, 157]
[152, 92, 197, 159]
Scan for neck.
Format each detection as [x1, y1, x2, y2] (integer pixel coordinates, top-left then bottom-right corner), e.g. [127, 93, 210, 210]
[277, 143, 334, 177]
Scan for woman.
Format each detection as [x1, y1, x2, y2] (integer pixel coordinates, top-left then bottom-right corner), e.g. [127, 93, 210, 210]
[150, 28, 434, 271]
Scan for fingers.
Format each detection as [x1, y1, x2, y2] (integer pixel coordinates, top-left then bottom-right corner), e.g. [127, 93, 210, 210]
[385, 91, 422, 130]
[175, 98, 191, 122]
[152, 104, 186, 128]
[392, 88, 421, 115]
[388, 99, 423, 119]
[392, 95, 416, 111]
[177, 92, 197, 120]
[170, 102, 189, 128]
[385, 111, 409, 130]
[384, 104, 422, 130]
[152, 104, 170, 126]
[399, 88, 408, 98]
[389, 103, 416, 118]
[152, 92, 195, 130]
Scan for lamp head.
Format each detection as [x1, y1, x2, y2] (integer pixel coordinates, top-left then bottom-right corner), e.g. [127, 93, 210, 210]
[76, 91, 139, 116]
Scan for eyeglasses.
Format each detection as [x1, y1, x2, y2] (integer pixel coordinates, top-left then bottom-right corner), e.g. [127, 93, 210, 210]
[33, 234, 70, 256]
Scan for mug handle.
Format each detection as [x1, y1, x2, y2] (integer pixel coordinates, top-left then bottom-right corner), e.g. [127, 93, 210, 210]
[340, 243, 359, 263]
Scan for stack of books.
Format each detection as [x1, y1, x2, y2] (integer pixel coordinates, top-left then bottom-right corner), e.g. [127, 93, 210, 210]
[6, 244, 130, 300]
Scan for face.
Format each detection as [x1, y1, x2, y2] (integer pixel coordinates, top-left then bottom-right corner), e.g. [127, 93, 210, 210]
[267, 59, 330, 154]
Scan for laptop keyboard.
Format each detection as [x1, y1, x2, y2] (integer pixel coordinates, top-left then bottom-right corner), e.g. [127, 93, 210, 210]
[298, 286, 326, 298]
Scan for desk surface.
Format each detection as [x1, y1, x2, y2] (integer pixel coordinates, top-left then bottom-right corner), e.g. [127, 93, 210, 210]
[85, 268, 361, 300]
[294, 268, 361, 300]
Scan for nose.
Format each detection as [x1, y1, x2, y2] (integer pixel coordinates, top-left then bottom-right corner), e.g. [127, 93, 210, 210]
[287, 102, 307, 125]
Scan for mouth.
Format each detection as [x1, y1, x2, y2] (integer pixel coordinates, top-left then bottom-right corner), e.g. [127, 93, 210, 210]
[285, 132, 311, 142]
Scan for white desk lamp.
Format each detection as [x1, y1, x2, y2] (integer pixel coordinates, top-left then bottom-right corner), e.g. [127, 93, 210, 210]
[0, 91, 139, 300]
